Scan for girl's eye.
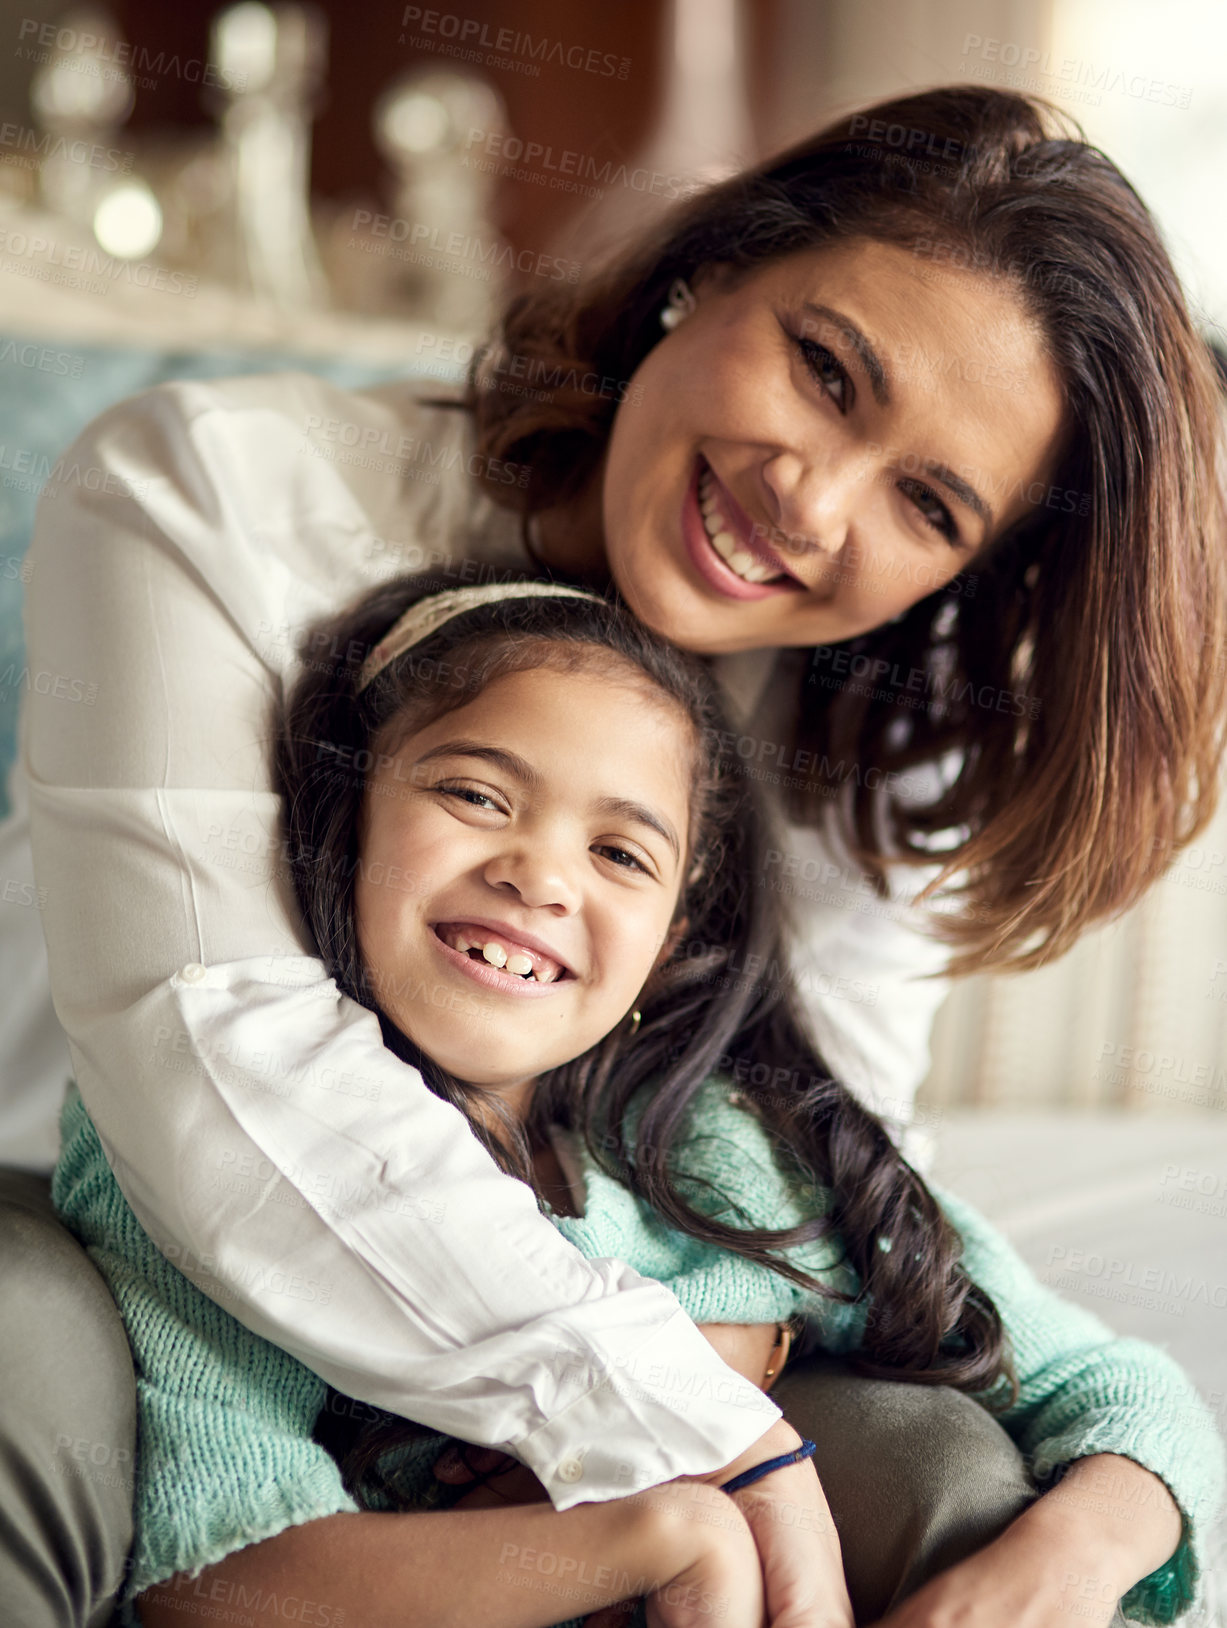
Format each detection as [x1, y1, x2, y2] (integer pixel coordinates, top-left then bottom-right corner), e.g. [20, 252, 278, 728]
[796, 337, 850, 412]
[897, 476, 959, 543]
[594, 843, 650, 875]
[437, 784, 505, 813]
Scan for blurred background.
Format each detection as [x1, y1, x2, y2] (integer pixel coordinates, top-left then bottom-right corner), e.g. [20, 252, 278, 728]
[0, 6, 1224, 1576]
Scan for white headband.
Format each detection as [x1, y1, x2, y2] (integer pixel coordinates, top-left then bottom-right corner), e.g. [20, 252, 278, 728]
[355, 581, 607, 693]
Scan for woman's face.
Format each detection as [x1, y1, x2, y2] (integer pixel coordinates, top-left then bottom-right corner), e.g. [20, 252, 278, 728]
[599, 237, 1068, 654]
[354, 661, 692, 1109]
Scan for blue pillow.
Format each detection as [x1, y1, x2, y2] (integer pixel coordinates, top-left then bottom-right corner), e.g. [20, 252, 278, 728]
[0, 338, 450, 818]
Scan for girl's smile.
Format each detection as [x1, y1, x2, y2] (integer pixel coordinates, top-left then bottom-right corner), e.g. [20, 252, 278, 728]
[429, 918, 571, 995]
[354, 662, 694, 1097]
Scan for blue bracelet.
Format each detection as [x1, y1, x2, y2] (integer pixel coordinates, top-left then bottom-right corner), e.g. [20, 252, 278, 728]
[719, 1437, 817, 1495]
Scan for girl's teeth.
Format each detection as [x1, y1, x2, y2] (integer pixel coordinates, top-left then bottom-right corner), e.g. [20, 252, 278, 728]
[451, 930, 558, 980]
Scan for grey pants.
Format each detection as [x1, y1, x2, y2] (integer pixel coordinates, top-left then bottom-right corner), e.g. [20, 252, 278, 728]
[0, 1167, 1128, 1628]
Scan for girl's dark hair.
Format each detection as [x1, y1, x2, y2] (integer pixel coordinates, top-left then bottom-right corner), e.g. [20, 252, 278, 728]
[461, 84, 1227, 978]
[277, 570, 1017, 1504]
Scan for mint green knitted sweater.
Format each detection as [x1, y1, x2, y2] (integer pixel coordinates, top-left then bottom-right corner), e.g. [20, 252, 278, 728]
[53, 1080, 1223, 1626]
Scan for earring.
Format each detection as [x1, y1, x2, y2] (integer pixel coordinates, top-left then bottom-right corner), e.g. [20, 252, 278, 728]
[659, 278, 696, 332]
[627, 1008, 642, 1037]
[763, 1321, 793, 1382]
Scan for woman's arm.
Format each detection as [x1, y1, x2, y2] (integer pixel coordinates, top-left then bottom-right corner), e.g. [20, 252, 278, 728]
[871, 1453, 1182, 1628]
[24, 374, 778, 1508]
[772, 812, 955, 1162]
[902, 1183, 1226, 1625]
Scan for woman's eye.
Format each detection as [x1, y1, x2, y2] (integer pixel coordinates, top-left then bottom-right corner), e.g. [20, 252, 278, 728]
[595, 843, 650, 875]
[796, 338, 850, 412]
[898, 476, 958, 543]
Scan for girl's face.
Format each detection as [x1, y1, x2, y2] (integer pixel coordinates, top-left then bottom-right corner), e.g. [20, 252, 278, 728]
[354, 661, 693, 1107]
[598, 236, 1068, 654]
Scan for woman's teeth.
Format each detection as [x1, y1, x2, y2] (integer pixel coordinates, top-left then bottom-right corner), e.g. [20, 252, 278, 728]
[698, 468, 782, 585]
[441, 927, 563, 983]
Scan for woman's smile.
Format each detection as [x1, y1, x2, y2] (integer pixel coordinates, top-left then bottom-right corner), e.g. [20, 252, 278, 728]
[682, 455, 809, 600]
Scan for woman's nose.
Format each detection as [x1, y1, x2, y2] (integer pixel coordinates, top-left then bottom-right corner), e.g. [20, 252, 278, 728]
[760, 449, 858, 562]
[482, 847, 581, 913]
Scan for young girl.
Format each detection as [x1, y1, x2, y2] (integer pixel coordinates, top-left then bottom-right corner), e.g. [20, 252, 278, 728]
[53, 577, 1222, 1628]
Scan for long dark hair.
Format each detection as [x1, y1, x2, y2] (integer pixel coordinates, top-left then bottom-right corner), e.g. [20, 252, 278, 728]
[461, 84, 1227, 978]
[277, 571, 1016, 1502]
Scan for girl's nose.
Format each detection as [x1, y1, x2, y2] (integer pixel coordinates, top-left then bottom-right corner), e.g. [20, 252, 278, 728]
[760, 448, 858, 562]
[482, 847, 581, 914]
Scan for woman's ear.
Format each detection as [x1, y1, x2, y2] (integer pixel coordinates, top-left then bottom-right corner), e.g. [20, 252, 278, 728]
[689, 261, 732, 300]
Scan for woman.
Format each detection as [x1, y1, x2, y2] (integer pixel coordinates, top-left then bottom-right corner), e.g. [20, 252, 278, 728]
[3, 85, 1223, 1626]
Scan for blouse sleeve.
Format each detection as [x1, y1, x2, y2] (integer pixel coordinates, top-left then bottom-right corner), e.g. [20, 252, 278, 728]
[23, 375, 778, 1512]
[774, 807, 956, 1165]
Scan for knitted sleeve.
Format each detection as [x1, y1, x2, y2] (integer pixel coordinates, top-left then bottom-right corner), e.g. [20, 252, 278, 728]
[933, 1182, 1225, 1626]
[551, 1077, 857, 1329]
[51, 1086, 360, 1616]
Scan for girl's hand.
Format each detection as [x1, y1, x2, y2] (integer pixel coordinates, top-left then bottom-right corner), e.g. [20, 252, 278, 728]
[582, 1481, 765, 1628]
[691, 1419, 854, 1628]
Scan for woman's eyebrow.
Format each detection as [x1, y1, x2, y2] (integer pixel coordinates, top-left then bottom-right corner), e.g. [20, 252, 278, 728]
[802, 300, 995, 532]
[802, 301, 891, 405]
[412, 744, 681, 858]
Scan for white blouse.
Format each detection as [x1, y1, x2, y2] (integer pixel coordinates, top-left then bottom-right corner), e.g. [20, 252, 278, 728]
[17, 371, 954, 1508]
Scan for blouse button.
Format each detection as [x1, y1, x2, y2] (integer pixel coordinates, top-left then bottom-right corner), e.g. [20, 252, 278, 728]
[556, 1456, 585, 1484]
[179, 962, 207, 984]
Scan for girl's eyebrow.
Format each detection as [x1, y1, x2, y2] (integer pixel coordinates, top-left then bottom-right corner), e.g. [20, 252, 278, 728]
[594, 797, 680, 861]
[413, 741, 681, 861]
